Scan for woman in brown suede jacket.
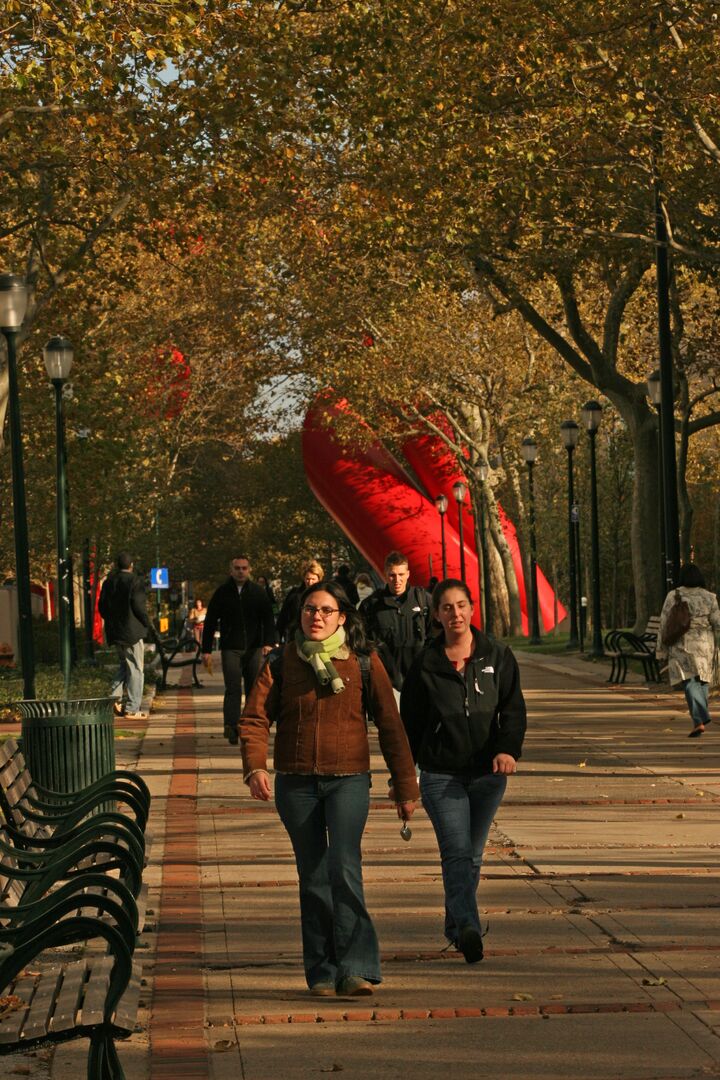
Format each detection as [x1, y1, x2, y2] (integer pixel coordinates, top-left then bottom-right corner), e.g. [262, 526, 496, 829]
[240, 580, 418, 998]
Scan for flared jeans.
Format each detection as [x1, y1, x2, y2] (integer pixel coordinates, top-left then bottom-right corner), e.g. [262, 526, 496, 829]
[275, 772, 381, 989]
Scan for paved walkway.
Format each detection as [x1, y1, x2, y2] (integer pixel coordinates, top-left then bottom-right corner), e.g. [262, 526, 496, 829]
[47, 655, 720, 1080]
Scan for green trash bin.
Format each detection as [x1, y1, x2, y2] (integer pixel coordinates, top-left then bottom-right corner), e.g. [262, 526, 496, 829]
[18, 697, 116, 795]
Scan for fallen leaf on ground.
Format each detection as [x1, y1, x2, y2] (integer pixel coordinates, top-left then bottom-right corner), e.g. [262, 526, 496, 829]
[320, 1067, 344, 1074]
[512, 992, 534, 1001]
[213, 1039, 234, 1051]
[675, 813, 685, 819]
[642, 977, 667, 986]
[0, 995, 26, 1018]
[577, 761, 587, 767]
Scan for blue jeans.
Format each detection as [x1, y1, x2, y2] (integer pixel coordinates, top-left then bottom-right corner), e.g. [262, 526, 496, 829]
[110, 641, 145, 713]
[420, 770, 507, 945]
[275, 772, 381, 988]
[683, 677, 710, 727]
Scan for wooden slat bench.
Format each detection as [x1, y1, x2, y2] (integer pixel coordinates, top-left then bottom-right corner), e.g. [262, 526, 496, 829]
[154, 633, 203, 691]
[0, 877, 143, 1079]
[604, 616, 662, 684]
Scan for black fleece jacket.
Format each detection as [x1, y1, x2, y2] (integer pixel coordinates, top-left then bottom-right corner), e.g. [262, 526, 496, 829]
[201, 578, 276, 653]
[400, 627, 527, 775]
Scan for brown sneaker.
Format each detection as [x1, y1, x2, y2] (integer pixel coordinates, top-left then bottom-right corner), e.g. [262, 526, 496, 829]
[336, 977, 374, 997]
[113, 701, 124, 716]
[309, 982, 335, 997]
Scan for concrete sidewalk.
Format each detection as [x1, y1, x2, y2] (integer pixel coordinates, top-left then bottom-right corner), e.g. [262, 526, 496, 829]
[45, 654, 720, 1080]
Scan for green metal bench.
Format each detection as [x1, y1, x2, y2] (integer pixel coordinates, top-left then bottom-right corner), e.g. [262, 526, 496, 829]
[155, 632, 203, 690]
[0, 875, 142, 1079]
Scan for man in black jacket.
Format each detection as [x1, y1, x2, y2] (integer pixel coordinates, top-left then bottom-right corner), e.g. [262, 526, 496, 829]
[99, 552, 152, 720]
[202, 555, 277, 744]
[358, 551, 432, 691]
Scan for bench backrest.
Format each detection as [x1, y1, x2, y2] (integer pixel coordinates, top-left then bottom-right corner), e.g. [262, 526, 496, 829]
[644, 615, 661, 640]
[0, 739, 40, 831]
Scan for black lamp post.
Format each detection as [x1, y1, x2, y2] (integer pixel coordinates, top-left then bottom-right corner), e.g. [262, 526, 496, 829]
[647, 370, 668, 597]
[452, 481, 467, 583]
[0, 274, 35, 699]
[520, 437, 541, 645]
[435, 494, 448, 579]
[560, 420, 580, 649]
[581, 400, 604, 658]
[44, 336, 75, 689]
[476, 461, 491, 633]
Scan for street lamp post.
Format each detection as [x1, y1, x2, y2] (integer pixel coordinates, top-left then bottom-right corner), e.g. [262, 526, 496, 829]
[560, 421, 580, 649]
[435, 494, 448, 579]
[0, 274, 35, 699]
[44, 336, 75, 689]
[647, 370, 668, 597]
[476, 461, 491, 633]
[581, 401, 604, 658]
[452, 481, 467, 583]
[520, 438, 541, 645]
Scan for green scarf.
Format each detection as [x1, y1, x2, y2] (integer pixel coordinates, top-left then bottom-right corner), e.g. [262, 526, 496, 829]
[295, 626, 349, 694]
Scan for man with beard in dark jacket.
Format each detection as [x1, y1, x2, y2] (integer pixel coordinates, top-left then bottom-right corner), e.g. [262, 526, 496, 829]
[202, 555, 277, 744]
[99, 552, 152, 720]
[359, 551, 433, 692]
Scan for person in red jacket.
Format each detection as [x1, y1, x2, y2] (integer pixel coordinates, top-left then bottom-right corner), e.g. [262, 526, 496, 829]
[240, 580, 418, 998]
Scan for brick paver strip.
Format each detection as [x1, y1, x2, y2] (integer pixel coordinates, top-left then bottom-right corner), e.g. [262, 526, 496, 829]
[230, 999, 695, 1025]
[149, 687, 209, 1079]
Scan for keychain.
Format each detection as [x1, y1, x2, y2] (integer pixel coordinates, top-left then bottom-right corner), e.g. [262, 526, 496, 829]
[400, 822, 412, 841]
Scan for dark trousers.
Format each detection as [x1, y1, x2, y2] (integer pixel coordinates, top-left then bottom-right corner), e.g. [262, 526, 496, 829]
[220, 648, 263, 731]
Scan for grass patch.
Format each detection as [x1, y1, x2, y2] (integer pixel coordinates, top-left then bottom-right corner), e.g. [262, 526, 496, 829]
[0, 664, 114, 709]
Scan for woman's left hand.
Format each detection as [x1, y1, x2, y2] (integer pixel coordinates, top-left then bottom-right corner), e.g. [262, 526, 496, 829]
[493, 753, 517, 775]
[396, 800, 416, 821]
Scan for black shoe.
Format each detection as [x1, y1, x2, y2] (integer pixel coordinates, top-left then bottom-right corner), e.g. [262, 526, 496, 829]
[458, 925, 484, 964]
[224, 725, 239, 745]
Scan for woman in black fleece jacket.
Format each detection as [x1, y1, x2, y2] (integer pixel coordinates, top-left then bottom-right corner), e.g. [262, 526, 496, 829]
[400, 579, 527, 964]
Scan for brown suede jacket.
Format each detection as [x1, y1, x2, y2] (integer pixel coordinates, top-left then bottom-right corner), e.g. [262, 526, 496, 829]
[240, 645, 419, 804]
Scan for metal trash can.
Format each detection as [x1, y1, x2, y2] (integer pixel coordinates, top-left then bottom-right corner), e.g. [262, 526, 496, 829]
[18, 697, 116, 795]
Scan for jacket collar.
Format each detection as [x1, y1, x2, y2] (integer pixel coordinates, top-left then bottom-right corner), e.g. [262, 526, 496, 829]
[422, 625, 493, 673]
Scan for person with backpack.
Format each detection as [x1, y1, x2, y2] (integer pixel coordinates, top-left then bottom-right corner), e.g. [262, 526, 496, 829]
[99, 552, 153, 720]
[358, 550, 433, 691]
[240, 580, 418, 998]
[656, 563, 720, 737]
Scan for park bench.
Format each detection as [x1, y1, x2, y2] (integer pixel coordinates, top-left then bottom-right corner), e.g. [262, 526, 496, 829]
[0, 857, 143, 1078]
[604, 615, 662, 684]
[153, 632, 203, 691]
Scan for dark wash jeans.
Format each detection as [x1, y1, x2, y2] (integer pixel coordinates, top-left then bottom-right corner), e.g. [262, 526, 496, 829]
[420, 770, 507, 944]
[220, 648, 263, 731]
[274, 772, 381, 989]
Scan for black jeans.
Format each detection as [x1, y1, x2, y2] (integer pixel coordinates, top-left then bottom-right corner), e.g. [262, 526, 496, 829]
[220, 648, 263, 731]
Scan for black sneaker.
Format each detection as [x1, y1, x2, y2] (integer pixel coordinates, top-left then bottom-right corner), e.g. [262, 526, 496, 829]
[458, 925, 484, 964]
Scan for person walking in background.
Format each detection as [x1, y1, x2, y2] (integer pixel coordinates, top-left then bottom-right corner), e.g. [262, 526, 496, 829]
[400, 579, 527, 963]
[276, 559, 324, 642]
[256, 575, 277, 613]
[240, 580, 418, 998]
[99, 551, 152, 721]
[333, 564, 359, 605]
[188, 597, 206, 646]
[656, 563, 720, 737]
[359, 551, 432, 691]
[202, 555, 277, 745]
[354, 572, 375, 606]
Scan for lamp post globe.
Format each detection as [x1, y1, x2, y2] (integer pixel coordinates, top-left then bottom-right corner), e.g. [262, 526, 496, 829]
[435, 494, 448, 579]
[452, 481, 467, 583]
[581, 401, 604, 657]
[45, 337, 75, 689]
[560, 421, 580, 650]
[0, 274, 35, 698]
[520, 438, 541, 645]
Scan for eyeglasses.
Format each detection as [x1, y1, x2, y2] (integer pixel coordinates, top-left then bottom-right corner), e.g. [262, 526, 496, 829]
[302, 604, 340, 619]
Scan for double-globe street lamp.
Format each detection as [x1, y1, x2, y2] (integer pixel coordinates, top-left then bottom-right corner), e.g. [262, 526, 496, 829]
[581, 401, 604, 658]
[520, 438, 541, 645]
[435, 494, 448, 579]
[44, 337, 75, 688]
[452, 481, 467, 584]
[560, 420, 580, 650]
[0, 275, 35, 699]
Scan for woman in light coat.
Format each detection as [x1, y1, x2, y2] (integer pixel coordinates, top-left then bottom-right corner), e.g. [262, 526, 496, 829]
[656, 563, 720, 737]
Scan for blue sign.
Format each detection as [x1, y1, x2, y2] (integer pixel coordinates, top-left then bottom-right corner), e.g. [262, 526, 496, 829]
[150, 567, 169, 589]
